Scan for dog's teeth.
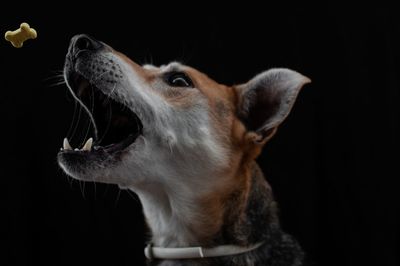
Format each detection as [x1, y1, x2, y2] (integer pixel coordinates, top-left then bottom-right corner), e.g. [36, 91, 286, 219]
[81, 138, 93, 151]
[63, 138, 72, 150]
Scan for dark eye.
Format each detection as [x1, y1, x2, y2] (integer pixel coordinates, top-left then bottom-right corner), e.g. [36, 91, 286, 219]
[166, 72, 193, 87]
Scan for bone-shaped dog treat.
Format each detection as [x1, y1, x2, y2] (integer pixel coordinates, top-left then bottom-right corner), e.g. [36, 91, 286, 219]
[5, 23, 37, 48]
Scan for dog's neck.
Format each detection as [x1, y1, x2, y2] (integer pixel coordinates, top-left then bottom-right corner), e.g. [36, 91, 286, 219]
[132, 162, 277, 249]
[134, 182, 220, 247]
[130, 163, 304, 266]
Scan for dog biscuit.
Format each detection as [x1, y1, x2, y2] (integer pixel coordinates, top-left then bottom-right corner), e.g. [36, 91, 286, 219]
[5, 23, 37, 48]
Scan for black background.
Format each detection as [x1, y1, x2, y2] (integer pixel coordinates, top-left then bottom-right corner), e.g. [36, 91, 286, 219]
[1, 4, 398, 266]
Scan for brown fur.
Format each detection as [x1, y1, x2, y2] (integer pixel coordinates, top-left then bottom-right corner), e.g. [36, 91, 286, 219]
[61, 35, 308, 266]
[108, 57, 283, 243]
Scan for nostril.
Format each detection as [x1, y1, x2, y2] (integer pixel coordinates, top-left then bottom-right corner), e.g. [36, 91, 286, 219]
[75, 36, 92, 51]
[68, 34, 104, 59]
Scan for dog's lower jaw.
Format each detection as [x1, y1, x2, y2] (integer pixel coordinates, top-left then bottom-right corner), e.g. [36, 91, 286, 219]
[134, 162, 304, 266]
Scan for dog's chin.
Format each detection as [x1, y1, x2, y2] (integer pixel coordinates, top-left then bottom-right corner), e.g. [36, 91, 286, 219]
[57, 145, 118, 182]
[57, 137, 143, 183]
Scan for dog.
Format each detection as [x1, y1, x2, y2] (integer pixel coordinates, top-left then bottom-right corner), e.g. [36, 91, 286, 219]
[58, 34, 310, 266]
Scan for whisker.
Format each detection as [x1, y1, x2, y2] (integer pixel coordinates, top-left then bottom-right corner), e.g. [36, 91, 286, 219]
[97, 103, 113, 144]
[92, 83, 117, 145]
[102, 184, 110, 197]
[114, 189, 121, 207]
[67, 175, 74, 188]
[125, 189, 140, 204]
[43, 74, 64, 82]
[66, 90, 99, 140]
[80, 85, 95, 147]
[92, 179, 97, 201]
[64, 70, 99, 140]
[79, 180, 86, 199]
[47, 80, 66, 87]
[103, 83, 117, 106]
[66, 100, 79, 139]
[48, 69, 64, 74]
[69, 103, 83, 141]
[43, 70, 66, 89]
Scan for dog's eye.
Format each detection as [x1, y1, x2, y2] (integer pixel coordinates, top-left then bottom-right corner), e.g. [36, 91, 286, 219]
[166, 72, 193, 88]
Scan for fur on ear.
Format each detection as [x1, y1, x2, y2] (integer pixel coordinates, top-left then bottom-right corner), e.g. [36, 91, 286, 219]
[236, 68, 311, 142]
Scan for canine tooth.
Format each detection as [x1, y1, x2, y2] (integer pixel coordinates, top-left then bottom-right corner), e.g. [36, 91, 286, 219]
[81, 138, 93, 151]
[63, 138, 72, 150]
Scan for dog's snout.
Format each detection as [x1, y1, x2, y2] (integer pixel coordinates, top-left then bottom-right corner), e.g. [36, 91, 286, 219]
[68, 34, 104, 57]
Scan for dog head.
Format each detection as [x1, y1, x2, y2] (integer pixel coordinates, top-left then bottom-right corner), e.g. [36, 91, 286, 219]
[58, 34, 310, 195]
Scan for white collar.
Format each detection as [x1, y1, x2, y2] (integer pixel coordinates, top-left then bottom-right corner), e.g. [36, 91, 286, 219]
[144, 242, 264, 260]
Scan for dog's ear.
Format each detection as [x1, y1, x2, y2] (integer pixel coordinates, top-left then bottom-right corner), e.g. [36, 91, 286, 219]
[236, 68, 311, 143]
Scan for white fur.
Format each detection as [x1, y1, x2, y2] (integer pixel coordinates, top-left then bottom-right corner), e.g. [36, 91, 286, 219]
[60, 51, 310, 250]
[59, 41, 311, 261]
[61, 56, 230, 247]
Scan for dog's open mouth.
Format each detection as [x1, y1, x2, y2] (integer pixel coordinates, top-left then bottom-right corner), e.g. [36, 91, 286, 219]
[59, 71, 143, 156]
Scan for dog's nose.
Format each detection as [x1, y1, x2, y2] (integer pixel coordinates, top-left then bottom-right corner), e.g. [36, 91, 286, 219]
[68, 34, 103, 56]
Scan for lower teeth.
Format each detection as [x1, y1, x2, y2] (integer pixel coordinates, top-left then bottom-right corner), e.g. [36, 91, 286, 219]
[62, 137, 93, 152]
